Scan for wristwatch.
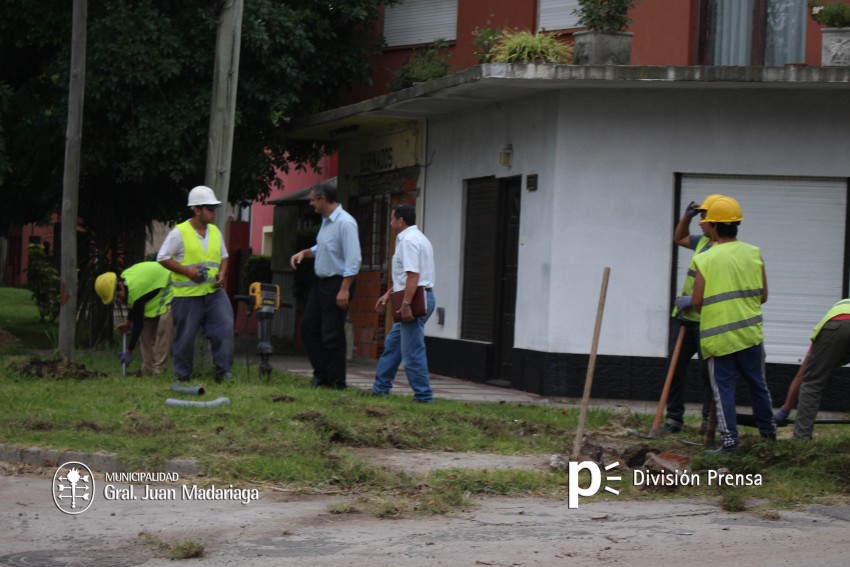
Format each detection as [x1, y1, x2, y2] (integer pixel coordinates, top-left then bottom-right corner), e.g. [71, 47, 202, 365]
[402, 301, 411, 307]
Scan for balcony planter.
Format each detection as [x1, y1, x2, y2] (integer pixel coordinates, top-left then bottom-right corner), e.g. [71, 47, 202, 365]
[821, 27, 850, 66]
[573, 30, 633, 65]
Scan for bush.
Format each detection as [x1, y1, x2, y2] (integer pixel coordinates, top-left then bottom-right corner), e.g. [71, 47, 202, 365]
[25, 243, 60, 323]
[574, 0, 640, 32]
[490, 29, 573, 64]
[389, 40, 452, 91]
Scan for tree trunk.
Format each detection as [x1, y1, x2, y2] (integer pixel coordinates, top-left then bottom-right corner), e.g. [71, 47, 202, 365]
[58, 0, 87, 359]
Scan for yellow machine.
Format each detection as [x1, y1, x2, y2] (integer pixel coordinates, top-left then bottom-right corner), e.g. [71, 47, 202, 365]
[237, 282, 284, 379]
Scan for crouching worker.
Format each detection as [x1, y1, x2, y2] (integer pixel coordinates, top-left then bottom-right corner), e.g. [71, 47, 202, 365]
[793, 299, 850, 440]
[95, 262, 174, 376]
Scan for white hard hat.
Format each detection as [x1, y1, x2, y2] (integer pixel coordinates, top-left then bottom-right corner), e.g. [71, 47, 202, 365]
[187, 185, 222, 208]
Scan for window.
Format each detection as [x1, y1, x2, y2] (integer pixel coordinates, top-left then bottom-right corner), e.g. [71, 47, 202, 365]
[698, 0, 806, 66]
[351, 194, 389, 272]
[538, 0, 581, 32]
[383, 0, 458, 47]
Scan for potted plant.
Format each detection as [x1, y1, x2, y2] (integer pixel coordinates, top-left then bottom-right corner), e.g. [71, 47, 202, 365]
[572, 0, 641, 65]
[489, 29, 573, 64]
[389, 39, 452, 91]
[809, 0, 850, 66]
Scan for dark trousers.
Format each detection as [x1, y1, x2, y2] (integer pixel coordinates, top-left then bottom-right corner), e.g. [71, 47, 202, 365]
[301, 276, 353, 387]
[665, 318, 712, 423]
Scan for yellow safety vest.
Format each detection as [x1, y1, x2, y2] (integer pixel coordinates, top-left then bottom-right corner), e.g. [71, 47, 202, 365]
[122, 262, 173, 318]
[693, 240, 764, 358]
[672, 235, 711, 322]
[171, 221, 222, 297]
[811, 299, 850, 341]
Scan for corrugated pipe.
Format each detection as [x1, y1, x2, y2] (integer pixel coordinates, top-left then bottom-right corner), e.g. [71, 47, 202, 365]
[170, 384, 206, 395]
[165, 397, 231, 408]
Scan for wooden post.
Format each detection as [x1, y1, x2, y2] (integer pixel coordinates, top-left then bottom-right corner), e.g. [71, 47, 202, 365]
[58, 0, 87, 359]
[572, 267, 611, 458]
[206, 0, 244, 235]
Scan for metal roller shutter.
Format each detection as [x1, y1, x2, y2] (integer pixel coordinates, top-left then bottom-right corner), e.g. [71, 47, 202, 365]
[383, 0, 458, 48]
[677, 174, 848, 364]
[538, 0, 581, 32]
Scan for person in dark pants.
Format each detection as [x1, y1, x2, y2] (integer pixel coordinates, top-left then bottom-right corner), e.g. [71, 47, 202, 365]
[290, 182, 361, 389]
[793, 299, 850, 440]
[664, 194, 722, 434]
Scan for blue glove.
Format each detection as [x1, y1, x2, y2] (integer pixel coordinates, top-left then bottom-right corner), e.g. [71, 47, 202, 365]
[774, 407, 790, 426]
[118, 351, 134, 366]
[674, 295, 693, 312]
[685, 201, 699, 218]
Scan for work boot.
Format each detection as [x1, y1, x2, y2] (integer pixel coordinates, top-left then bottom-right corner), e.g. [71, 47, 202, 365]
[664, 419, 683, 433]
[704, 443, 738, 456]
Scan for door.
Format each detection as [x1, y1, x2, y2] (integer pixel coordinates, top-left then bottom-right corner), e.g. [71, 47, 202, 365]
[461, 176, 521, 384]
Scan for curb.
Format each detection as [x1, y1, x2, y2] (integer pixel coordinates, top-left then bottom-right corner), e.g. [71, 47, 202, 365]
[0, 444, 200, 476]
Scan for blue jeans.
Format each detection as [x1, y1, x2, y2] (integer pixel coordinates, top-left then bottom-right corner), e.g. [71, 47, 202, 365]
[707, 343, 775, 448]
[171, 289, 234, 379]
[373, 290, 436, 402]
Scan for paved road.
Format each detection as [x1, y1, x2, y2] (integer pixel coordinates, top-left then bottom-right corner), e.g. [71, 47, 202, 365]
[2, 471, 849, 566]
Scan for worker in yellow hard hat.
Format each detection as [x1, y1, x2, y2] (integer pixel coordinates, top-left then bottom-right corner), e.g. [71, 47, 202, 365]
[693, 196, 775, 455]
[663, 194, 724, 435]
[94, 262, 174, 376]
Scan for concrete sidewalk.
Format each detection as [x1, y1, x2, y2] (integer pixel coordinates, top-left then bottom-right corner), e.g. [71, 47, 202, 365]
[269, 354, 669, 416]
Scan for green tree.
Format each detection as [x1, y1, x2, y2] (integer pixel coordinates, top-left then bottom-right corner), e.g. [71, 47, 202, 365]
[0, 0, 393, 242]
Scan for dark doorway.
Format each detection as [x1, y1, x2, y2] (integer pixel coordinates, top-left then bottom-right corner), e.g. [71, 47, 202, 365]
[461, 176, 521, 385]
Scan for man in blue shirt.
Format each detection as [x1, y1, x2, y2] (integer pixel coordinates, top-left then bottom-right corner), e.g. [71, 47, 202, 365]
[291, 182, 362, 389]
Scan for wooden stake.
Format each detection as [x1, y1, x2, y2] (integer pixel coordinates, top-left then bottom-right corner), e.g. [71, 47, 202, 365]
[572, 267, 611, 458]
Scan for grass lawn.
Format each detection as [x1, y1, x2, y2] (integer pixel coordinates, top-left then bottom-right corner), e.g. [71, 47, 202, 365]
[1, 285, 849, 515]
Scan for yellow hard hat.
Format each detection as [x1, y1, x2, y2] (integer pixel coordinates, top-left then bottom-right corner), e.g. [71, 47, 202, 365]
[95, 272, 117, 304]
[701, 196, 743, 224]
[695, 193, 725, 211]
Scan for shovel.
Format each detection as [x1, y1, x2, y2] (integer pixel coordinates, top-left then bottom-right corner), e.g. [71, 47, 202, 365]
[648, 325, 685, 438]
[121, 334, 127, 377]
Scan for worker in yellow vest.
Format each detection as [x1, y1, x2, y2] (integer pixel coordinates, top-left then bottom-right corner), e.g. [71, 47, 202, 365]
[94, 262, 174, 375]
[157, 185, 234, 383]
[692, 196, 775, 454]
[664, 193, 724, 434]
[793, 299, 850, 440]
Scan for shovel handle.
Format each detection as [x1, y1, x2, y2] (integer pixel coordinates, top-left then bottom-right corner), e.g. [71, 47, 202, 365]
[649, 325, 686, 437]
[122, 334, 127, 377]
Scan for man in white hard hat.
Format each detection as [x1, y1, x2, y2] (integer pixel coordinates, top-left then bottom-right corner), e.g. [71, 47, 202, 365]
[157, 185, 235, 383]
[94, 263, 174, 376]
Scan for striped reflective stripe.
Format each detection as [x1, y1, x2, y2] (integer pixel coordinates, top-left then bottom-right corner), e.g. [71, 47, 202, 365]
[702, 288, 762, 307]
[701, 315, 763, 339]
[687, 268, 696, 278]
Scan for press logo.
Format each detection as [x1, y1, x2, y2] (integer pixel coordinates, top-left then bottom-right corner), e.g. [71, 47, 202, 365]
[568, 461, 621, 509]
[53, 461, 95, 515]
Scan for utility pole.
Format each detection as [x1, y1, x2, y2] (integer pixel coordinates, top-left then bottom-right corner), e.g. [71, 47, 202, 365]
[205, 0, 243, 235]
[58, 0, 87, 359]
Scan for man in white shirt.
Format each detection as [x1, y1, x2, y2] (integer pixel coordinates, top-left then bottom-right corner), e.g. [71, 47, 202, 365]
[372, 204, 436, 403]
[157, 185, 234, 383]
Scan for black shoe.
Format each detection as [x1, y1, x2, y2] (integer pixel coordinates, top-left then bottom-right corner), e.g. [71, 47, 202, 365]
[215, 372, 234, 384]
[665, 420, 683, 433]
[176, 375, 190, 383]
[704, 444, 739, 456]
[761, 432, 777, 441]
